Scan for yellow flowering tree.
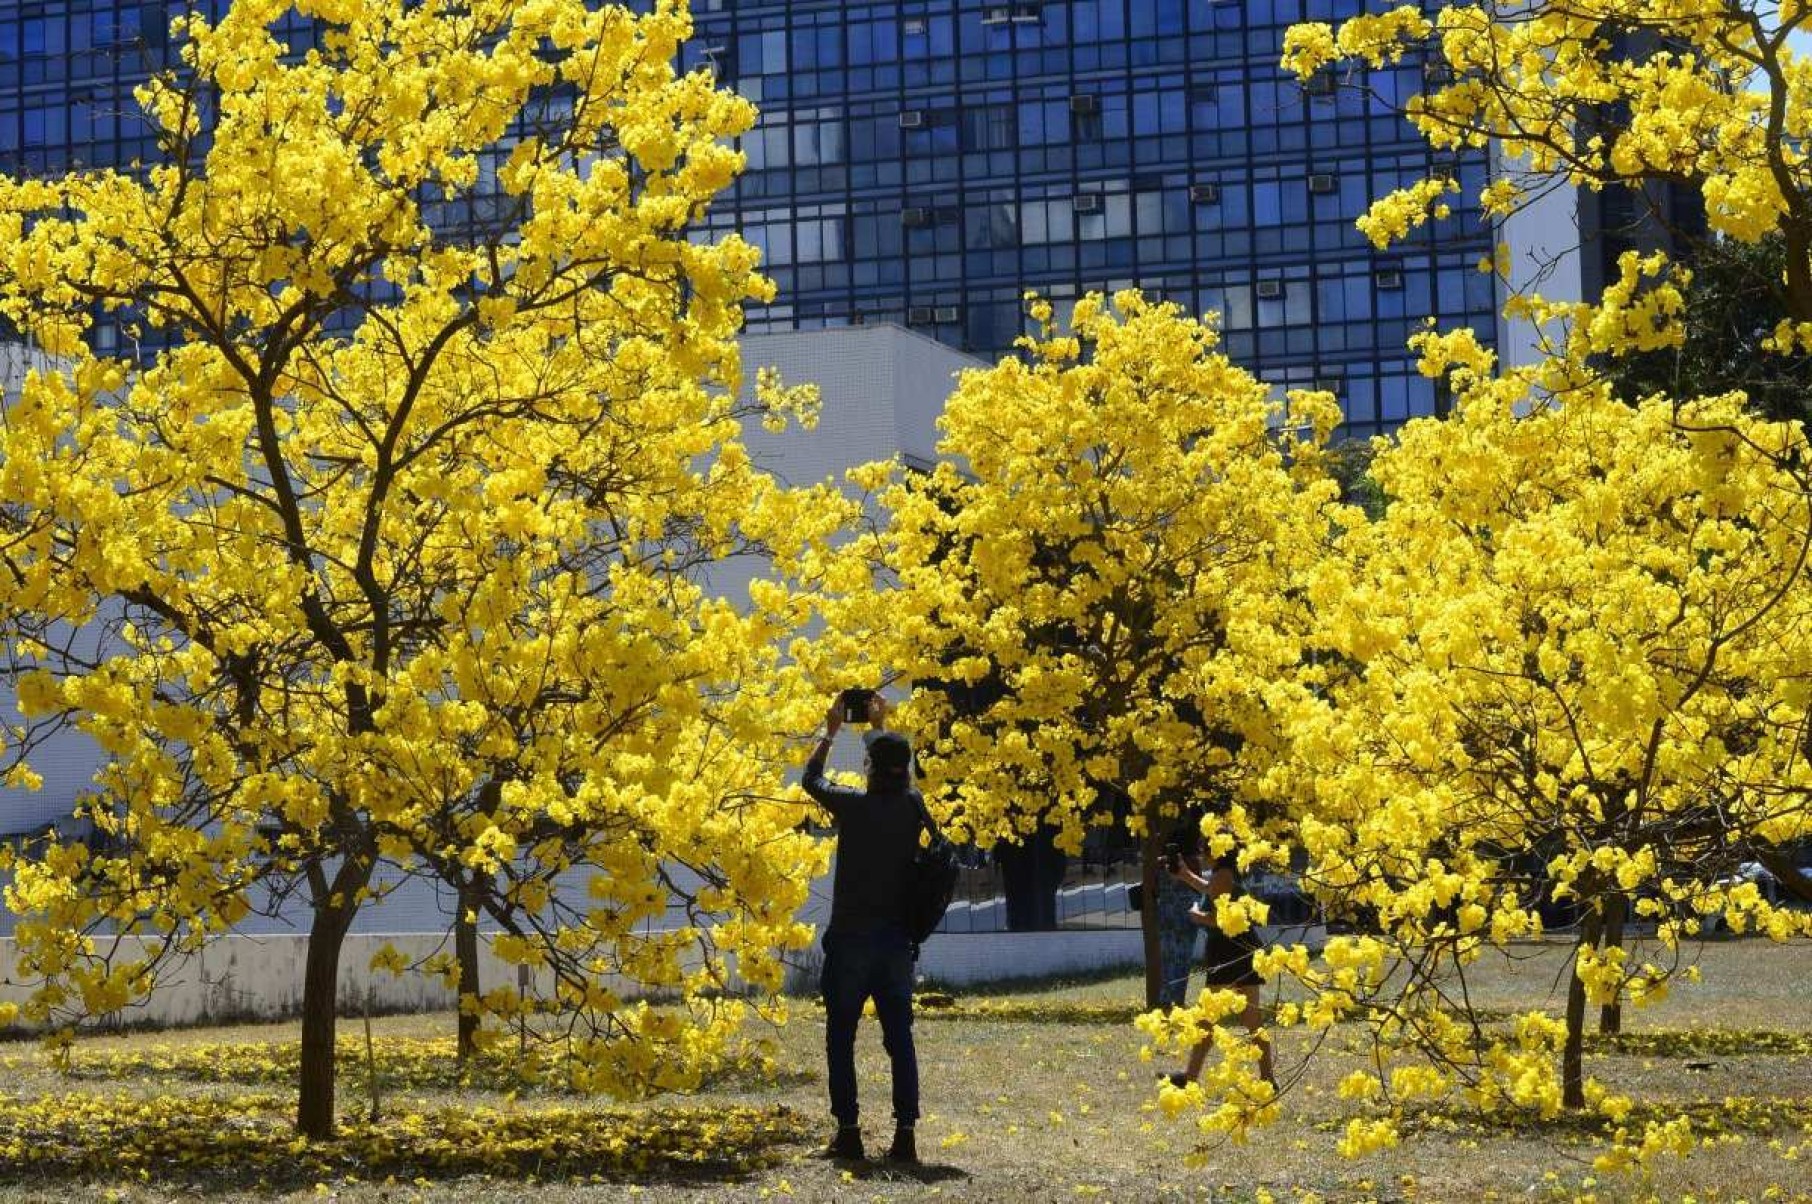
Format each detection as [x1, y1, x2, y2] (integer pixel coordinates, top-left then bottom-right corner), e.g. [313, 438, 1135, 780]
[808, 291, 1348, 1006]
[1145, 313, 1812, 1156]
[1118, 0, 1812, 1166]
[1283, 0, 1812, 915]
[0, 0, 838, 1138]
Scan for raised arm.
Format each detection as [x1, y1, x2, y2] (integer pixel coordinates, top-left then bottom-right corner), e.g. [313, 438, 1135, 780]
[802, 697, 864, 821]
[1183, 862, 1240, 928]
[1168, 852, 1214, 895]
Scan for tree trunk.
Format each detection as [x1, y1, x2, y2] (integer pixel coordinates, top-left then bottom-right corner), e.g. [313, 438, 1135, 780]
[1782, 215, 1812, 324]
[1140, 828, 1163, 1009]
[1757, 850, 1812, 904]
[1562, 910, 1602, 1111]
[1598, 892, 1625, 1036]
[456, 876, 483, 1062]
[297, 900, 353, 1139]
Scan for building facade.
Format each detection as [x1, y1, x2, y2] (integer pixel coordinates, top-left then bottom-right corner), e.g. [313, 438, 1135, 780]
[2, 0, 1498, 438]
[683, 0, 1499, 437]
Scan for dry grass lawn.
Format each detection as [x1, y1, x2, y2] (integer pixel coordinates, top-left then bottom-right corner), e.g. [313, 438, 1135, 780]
[0, 936, 1807, 1203]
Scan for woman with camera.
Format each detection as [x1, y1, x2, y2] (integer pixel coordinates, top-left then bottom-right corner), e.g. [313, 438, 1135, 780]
[1163, 845, 1276, 1090]
[1153, 810, 1207, 1011]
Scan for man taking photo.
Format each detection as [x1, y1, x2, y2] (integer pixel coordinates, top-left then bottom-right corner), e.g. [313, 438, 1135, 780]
[802, 690, 925, 1164]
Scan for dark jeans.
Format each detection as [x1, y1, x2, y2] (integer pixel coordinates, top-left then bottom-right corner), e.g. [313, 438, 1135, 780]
[821, 927, 918, 1126]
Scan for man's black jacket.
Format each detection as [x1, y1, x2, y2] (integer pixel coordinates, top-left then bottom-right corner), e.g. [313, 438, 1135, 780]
[803, 750, 926, 937]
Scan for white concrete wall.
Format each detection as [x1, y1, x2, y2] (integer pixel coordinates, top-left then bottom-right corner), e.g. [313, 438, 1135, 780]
[0, 345, 107, 843]
[884, 324, 983, 470]
[0, 932, 570, 1030]
[1, 922, 1327, 1030]
[1495, 159, 1585, 373]
[919, 922, 1325, 989]
[915, 929, 1143, 987]
[736, 324, 982, 487]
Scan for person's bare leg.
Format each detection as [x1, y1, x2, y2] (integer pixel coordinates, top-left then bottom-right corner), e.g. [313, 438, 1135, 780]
[1241, 984, 1274, 1088]
[1178, 985, 1270, 1087]
[1182, 1018, 1211, 1082]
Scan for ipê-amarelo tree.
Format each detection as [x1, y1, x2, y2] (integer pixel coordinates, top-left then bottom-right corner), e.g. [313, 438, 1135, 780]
[1146, 310, 1812, 1161]
[0, 0, 838, 1139]
[807, 290, 1351, 1008]
[1132, 0, 1812, 1165]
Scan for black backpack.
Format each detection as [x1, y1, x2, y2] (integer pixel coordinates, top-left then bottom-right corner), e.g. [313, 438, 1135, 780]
[906, 795, 960, 951]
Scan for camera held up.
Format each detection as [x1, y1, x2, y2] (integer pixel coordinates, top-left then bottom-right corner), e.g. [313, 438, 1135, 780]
[839, 687, 878, 723]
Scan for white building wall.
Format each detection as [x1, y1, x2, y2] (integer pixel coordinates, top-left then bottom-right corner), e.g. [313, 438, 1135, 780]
[1495, 165, 1586, 372]
[0, 922, 1328, 1031]
[1, 346, 115, 844]
[736, 324, 980, 484]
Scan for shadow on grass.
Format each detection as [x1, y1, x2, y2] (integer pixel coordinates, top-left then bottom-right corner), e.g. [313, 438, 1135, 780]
[0, 1093, 816, 1192]
[1392, 1094, 1812, 1142]
[916, 962, 1139, 997]
[827, 1158, 971, 1185]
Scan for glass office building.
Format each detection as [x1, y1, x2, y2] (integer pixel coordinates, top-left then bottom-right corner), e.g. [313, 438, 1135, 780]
[0, 0, 1497, 436]
[683, 0, 1498, 436]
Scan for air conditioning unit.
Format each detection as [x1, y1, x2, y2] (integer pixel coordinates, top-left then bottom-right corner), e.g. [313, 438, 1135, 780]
[1189, 182, 1221, 205]
[1306, 69, 1336, 97]
[1070, 94, 1100, 115]
[1423, 59, 1454, 84]
[934, 305, 960, 323]
[1314, 377, 1344, 396]
[908, 306, 936, 324]
[1073, 193, 1103, 214]
[1255, 280, 1285, 300]
[901, 207, 933, 227]
[1375, 268, 1404, 290]
[1309, 172, 1337, 194]
[1012, 3, 1043, 22]
[899, 109, 926, 129]
[982, 5, 1012, 24]
[904, 17, 928, 34]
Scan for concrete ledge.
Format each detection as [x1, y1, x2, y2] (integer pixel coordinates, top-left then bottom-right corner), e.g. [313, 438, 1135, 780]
[0, 933, 576, 1031]
[917, 928, 1143, 987]
[2, 923, 1328, 1032]
[785, 923, 1327, 992]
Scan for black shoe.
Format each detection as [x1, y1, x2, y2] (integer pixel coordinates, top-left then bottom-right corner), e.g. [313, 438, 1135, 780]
[885, 1126, 918, 1164]
[822, 1126, 865, 1160]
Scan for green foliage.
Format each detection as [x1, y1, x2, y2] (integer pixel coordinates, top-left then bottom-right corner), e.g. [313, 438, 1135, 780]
[1607, 235, 1812, 428]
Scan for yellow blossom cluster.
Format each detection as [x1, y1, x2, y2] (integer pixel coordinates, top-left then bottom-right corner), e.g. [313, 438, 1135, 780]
[1149, 310, 1812, 1159]
[0, 1090, 807, 1185]
[806, 290, 1349, 862]
[1122, 11, 1812, 1144]
[1355, 177, 1458, 250]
